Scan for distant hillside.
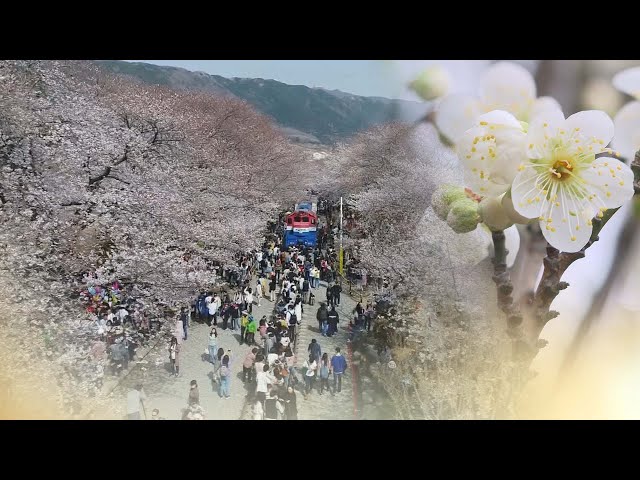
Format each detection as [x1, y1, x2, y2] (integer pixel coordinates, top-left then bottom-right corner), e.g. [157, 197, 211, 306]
[95, 61, 426, 144]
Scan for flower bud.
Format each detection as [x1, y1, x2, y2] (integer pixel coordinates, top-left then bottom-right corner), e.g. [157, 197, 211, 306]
[478, 196, 514, 231]
[501, 190, 533, 224]
[431, 184, 468, 221]
[446, 198, 480, 233]
[409, 65, 450, 101]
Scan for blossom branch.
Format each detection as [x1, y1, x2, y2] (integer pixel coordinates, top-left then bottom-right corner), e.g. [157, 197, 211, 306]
[491, 230, 531, 360]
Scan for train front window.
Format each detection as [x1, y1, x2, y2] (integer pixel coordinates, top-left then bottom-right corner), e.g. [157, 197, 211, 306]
[311, 218, 316, 224]
[287, 218, 292, 225]
[294, 216, 301, 222]
[302, 216, 309, 222]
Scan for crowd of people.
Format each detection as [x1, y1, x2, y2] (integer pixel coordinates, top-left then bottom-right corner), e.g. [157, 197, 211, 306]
[131, 200, 382, 420]
[82, 277, 162, 378]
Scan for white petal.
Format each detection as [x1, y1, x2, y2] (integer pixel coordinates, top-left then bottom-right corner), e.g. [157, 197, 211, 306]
[476, 109, 522, 129]
[510, 168, 547, 219]
[564, 110, 614, 148]
[526, 107, 565, 159]
[457, 121, 526, 196]
[435, 94, 482, 144]
[580, 157, 635, 209]
[613, 100, 640, 161]
[503, 224, 521, 268]
[531, 96, 563, 118]
[613, 67, 640, 99]
[539, 210, 592, 253]
[479, 62, 536, 118]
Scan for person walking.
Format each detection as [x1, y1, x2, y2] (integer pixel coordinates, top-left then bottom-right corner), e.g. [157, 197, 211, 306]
[333, 283, 342, 306]
[316, 303, 328, 336]
[126, 384, 147, 420]
[302, 277, 310, 304]
[218, 355, 231, 399]
[180, 307, 189, 340]
[318, 353, 331, 395]
[169, 337, 180, 377]
[244, 287, 254, 314]
[246, 315, 257, 346]
[208, 327, 218, 365]
[255, 279, 263, 307]
[207, 296, 218, 327]
[240, 311, 250, 345]
[269, 274, 277, 302]
[327, 306, 339, 337]
[326, 283, 334, 308]
[302, 355, 317, 399]
[255, 364, 272, 407]
[243, 348, 258, 384]
[364, 303, 374, 332]
[283, 386, 298, 420]
[308, 338, 322, 366]
[188, 380, 200, 405]
[330, 347, 348, 394]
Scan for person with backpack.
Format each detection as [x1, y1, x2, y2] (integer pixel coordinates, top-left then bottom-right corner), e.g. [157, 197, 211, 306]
[333, 283, 342, 306]
[326, 283, 334, 308]
[318, 353, 331, 395]
[330, 347, 348, 394]
[302, 277, 310, 304]
[286, 305, 299, 344]
[327, 306, 339, 337]
[308, 338, 322, 366]
[218, 355, 231, 399]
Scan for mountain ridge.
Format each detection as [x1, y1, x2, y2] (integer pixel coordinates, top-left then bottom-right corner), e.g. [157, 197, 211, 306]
[95, 60, 425, 144]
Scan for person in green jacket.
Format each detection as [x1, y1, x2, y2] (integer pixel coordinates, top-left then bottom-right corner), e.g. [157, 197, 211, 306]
[240, 311, 250, 345]
[246, 316, 258, 346]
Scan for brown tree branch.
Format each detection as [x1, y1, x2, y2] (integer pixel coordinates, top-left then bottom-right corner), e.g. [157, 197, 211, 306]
[88, 145, 129, 186]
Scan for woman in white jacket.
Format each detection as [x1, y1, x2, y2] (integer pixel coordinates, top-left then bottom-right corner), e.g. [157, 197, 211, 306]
[303, 355, 317, 399]
[244, 287, 254, 314]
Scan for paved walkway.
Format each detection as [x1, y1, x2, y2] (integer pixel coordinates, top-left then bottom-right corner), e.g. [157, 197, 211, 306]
[294, 281, 358, 420]
[110, 295, 275, 420]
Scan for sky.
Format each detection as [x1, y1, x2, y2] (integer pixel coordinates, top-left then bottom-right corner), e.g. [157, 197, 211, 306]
[128, 60, 499, 100]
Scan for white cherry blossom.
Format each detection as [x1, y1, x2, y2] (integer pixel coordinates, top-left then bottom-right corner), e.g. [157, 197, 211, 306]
[436, 61, 561, 144]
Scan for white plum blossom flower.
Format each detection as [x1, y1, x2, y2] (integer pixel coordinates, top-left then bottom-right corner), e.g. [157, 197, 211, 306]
[457, 110, 527, 196]
[612, 66, 640, 161]
[436, 61, 561, 144]
[511, 107, 634, 252]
